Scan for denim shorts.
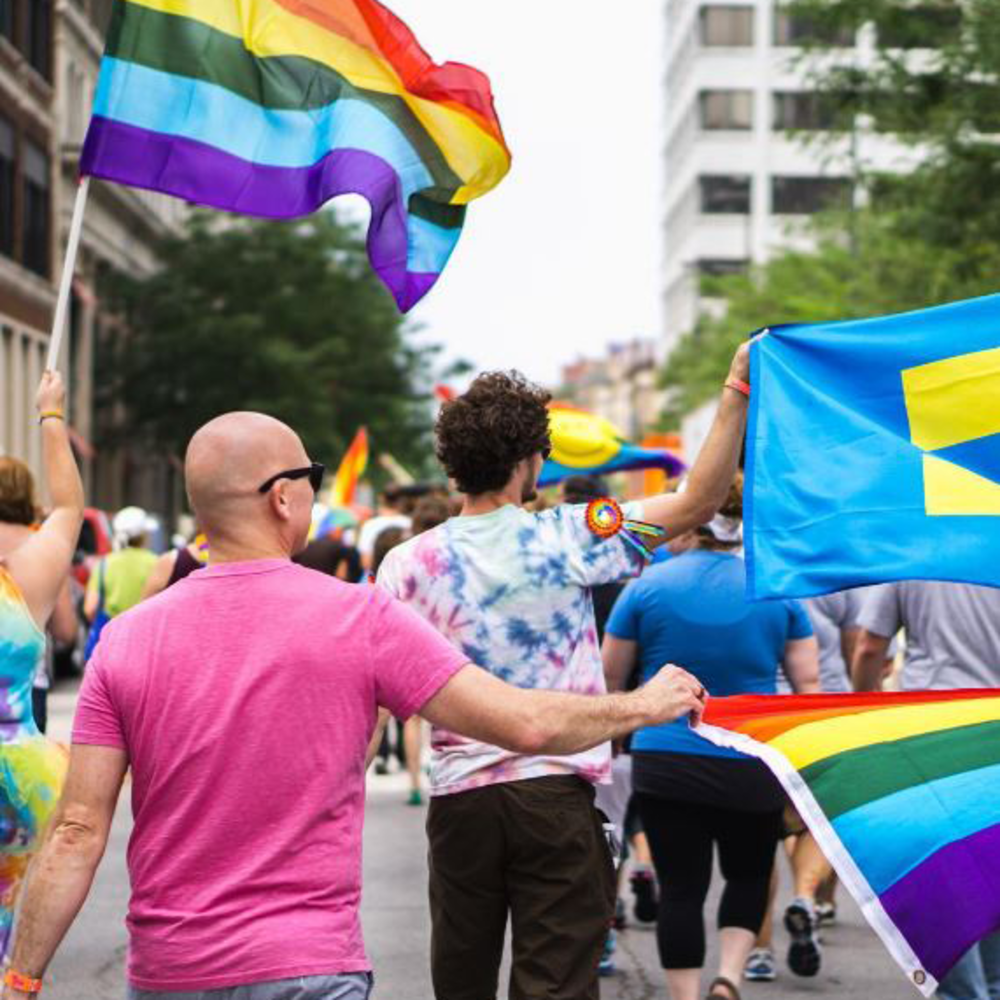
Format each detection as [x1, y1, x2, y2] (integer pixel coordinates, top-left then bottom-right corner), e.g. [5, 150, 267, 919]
[128, 973, 374, 1000]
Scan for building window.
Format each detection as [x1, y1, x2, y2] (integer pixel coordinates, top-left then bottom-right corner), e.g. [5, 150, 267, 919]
[700, 6, 754, 47]
[26, 0, 52, 79]
[0, 0, 13, 42]
[700, 90, 754, 130]
[700, 175, 752, 214]
[774, 9, 855, 46]
[773, 92, 838, 131]
[698, 258, 749, 277]
[772, 176, 852, 214]
[878, 5, 961, 49]
[0, 117, 13, 260]
[22, 139, 50, 276]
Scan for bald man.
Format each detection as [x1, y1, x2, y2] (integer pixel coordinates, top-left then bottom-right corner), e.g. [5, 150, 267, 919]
[3, 412, 707, 1000]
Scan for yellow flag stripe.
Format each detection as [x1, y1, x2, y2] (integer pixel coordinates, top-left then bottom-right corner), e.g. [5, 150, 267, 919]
[771, 696, 1000, 770]
[122, 0, 509, 201]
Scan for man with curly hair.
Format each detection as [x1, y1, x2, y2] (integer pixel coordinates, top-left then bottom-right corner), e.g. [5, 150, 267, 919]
[377, 344, 753, 1000]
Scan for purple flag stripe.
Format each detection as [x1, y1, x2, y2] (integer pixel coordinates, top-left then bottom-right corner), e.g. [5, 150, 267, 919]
[81, 116, 438, 311]
[880, 821, 1000, 981]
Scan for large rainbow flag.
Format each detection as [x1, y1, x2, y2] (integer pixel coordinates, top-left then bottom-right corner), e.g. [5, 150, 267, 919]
[80, 0, 511, 311]
[698, 691, 1000, 995]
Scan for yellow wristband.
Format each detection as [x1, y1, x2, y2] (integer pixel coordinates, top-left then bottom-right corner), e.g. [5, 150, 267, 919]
[38, 411, 65, 424]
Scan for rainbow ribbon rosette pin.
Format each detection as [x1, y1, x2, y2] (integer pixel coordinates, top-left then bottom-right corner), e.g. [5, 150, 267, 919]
[584, 498, 665, 560]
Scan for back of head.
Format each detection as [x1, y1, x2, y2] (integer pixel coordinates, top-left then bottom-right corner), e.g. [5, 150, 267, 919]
[696, 473, 744, 551]
[185, 412, 313, 554]
[411, 496, 451, 536]
[0, 458, 36, 527]
[435, 371, 552, 495]
[561, 475, 609, 505]
[372, 526, 406, 577]
[114, 506, 155, 549]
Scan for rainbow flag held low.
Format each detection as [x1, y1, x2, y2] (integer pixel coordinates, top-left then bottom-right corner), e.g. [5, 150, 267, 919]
[698, 690, 1000, 995]
[80, 0, 511, 311]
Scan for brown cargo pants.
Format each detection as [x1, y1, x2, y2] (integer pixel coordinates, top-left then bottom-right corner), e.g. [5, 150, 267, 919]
[427, 774, 617, 1000]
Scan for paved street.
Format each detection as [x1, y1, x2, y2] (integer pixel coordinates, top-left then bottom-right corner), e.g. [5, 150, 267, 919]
[43, 683, 913, 1000]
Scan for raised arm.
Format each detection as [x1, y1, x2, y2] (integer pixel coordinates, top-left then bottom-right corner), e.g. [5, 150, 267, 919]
[5, 746, 128, 997]
[420, 663, 706, 757]
[6, 373, 85, 631]
[640, 342, 752, 542]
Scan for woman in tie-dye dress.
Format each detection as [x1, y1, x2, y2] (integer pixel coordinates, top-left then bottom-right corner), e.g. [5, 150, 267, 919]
[0, 371, 84, 957]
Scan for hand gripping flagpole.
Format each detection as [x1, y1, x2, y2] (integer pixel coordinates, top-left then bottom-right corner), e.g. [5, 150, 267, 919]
[46, 175, 91, 372]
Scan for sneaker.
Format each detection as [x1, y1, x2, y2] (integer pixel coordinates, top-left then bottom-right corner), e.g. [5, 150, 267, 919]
[631, 868, 659, 923]
[744, 948, 777, 982]
[613, 896, 627, 931]
[785, 898, 822, 977]
[373, 760, 389, 776]
[815, 901, 837, 927]
[598, 929, 616, 977]
[407, 789, 423, 807]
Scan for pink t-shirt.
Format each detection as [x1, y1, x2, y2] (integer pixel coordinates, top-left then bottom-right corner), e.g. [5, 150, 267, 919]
[73, 559, 466, 993]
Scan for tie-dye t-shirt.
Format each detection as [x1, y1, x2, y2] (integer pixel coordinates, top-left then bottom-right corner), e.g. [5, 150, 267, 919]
[377, 502, 646, 796]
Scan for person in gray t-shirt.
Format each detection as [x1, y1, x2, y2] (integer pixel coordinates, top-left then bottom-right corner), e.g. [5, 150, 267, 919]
[854, 580, 1000, 1000]
[854, 581, 1000, 692]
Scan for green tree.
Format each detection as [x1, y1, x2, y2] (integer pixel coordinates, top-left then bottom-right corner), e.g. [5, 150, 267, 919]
[100, 211, 445, 477]
[660, 0, 1000, 423]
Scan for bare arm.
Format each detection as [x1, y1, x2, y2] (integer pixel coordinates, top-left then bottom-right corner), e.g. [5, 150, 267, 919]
[639, 343, 751, 542]
[47, 580, 77, 647]
[782, 636, 821, 694]
[366, 709, 390, 770]
[5, 746, 127, 994]
[83, 574, 100, 624]
[420, 663, 706, 757]
[141, 551, 178, 602]
[603, 635, 638, 693]
[840, 626, 861, 673]
[852, 630, 893, 693]
[6, 373, 84, 632]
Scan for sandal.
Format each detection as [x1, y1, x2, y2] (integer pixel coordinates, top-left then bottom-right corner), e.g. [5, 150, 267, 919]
[706, 976, 742, 1000]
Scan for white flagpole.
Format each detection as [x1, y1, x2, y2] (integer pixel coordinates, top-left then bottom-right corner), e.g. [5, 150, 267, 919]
[46, 175, 91, 372]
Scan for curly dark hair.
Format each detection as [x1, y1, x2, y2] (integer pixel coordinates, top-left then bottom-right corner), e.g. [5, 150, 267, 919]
[436, 371, 552, 495]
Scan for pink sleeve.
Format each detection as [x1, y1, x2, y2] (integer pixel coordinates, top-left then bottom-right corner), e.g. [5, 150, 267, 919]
[72, 651, 127, 750]
[368, 589, 468, 720]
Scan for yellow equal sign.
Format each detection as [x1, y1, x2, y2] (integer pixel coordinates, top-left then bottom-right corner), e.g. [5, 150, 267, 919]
[901, 346, 1000, 516]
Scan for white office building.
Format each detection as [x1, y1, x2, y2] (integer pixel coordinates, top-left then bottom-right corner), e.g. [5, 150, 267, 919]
[661, 0, 924, 357]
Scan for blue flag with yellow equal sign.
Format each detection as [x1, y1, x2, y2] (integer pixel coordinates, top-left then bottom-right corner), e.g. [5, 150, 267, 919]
[746, 293, 1000, 600]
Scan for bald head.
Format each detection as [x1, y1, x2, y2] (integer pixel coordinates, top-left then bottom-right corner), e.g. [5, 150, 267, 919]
[186, 412, 312, 552]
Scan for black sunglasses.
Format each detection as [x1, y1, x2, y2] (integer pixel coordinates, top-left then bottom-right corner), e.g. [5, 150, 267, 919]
[258, 462, 326, 495]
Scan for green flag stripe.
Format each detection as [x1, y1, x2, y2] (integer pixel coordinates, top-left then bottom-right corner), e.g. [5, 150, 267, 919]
[104, 2, 466, 200]
[802, 719, 1000, 820]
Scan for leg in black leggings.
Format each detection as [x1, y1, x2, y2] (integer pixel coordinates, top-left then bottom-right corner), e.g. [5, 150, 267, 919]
[636, 794, 715, 969]
[637, 795, 782, 970]
[716, 809, 782, 935]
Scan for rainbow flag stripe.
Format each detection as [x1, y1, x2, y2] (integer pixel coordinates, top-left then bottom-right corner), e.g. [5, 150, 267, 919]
[699, 690, 1000, 995]
[329, 427, 369, 506]
[80, 0, 511, 311]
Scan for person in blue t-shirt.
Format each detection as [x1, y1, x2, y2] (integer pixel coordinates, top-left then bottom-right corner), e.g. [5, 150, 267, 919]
[603, 475, 820, 1000]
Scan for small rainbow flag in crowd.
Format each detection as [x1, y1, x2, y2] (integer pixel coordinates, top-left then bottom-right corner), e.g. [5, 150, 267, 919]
[329, 427, 369, 506]
[80, 0, 511, 311]
[698, 690, 1000, 995]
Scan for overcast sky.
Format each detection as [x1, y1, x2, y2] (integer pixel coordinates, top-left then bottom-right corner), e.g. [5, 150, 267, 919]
[367, 2, 665, 388]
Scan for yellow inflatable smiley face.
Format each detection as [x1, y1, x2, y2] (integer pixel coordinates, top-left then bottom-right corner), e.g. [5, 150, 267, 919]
[548, 405, 625, 469]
